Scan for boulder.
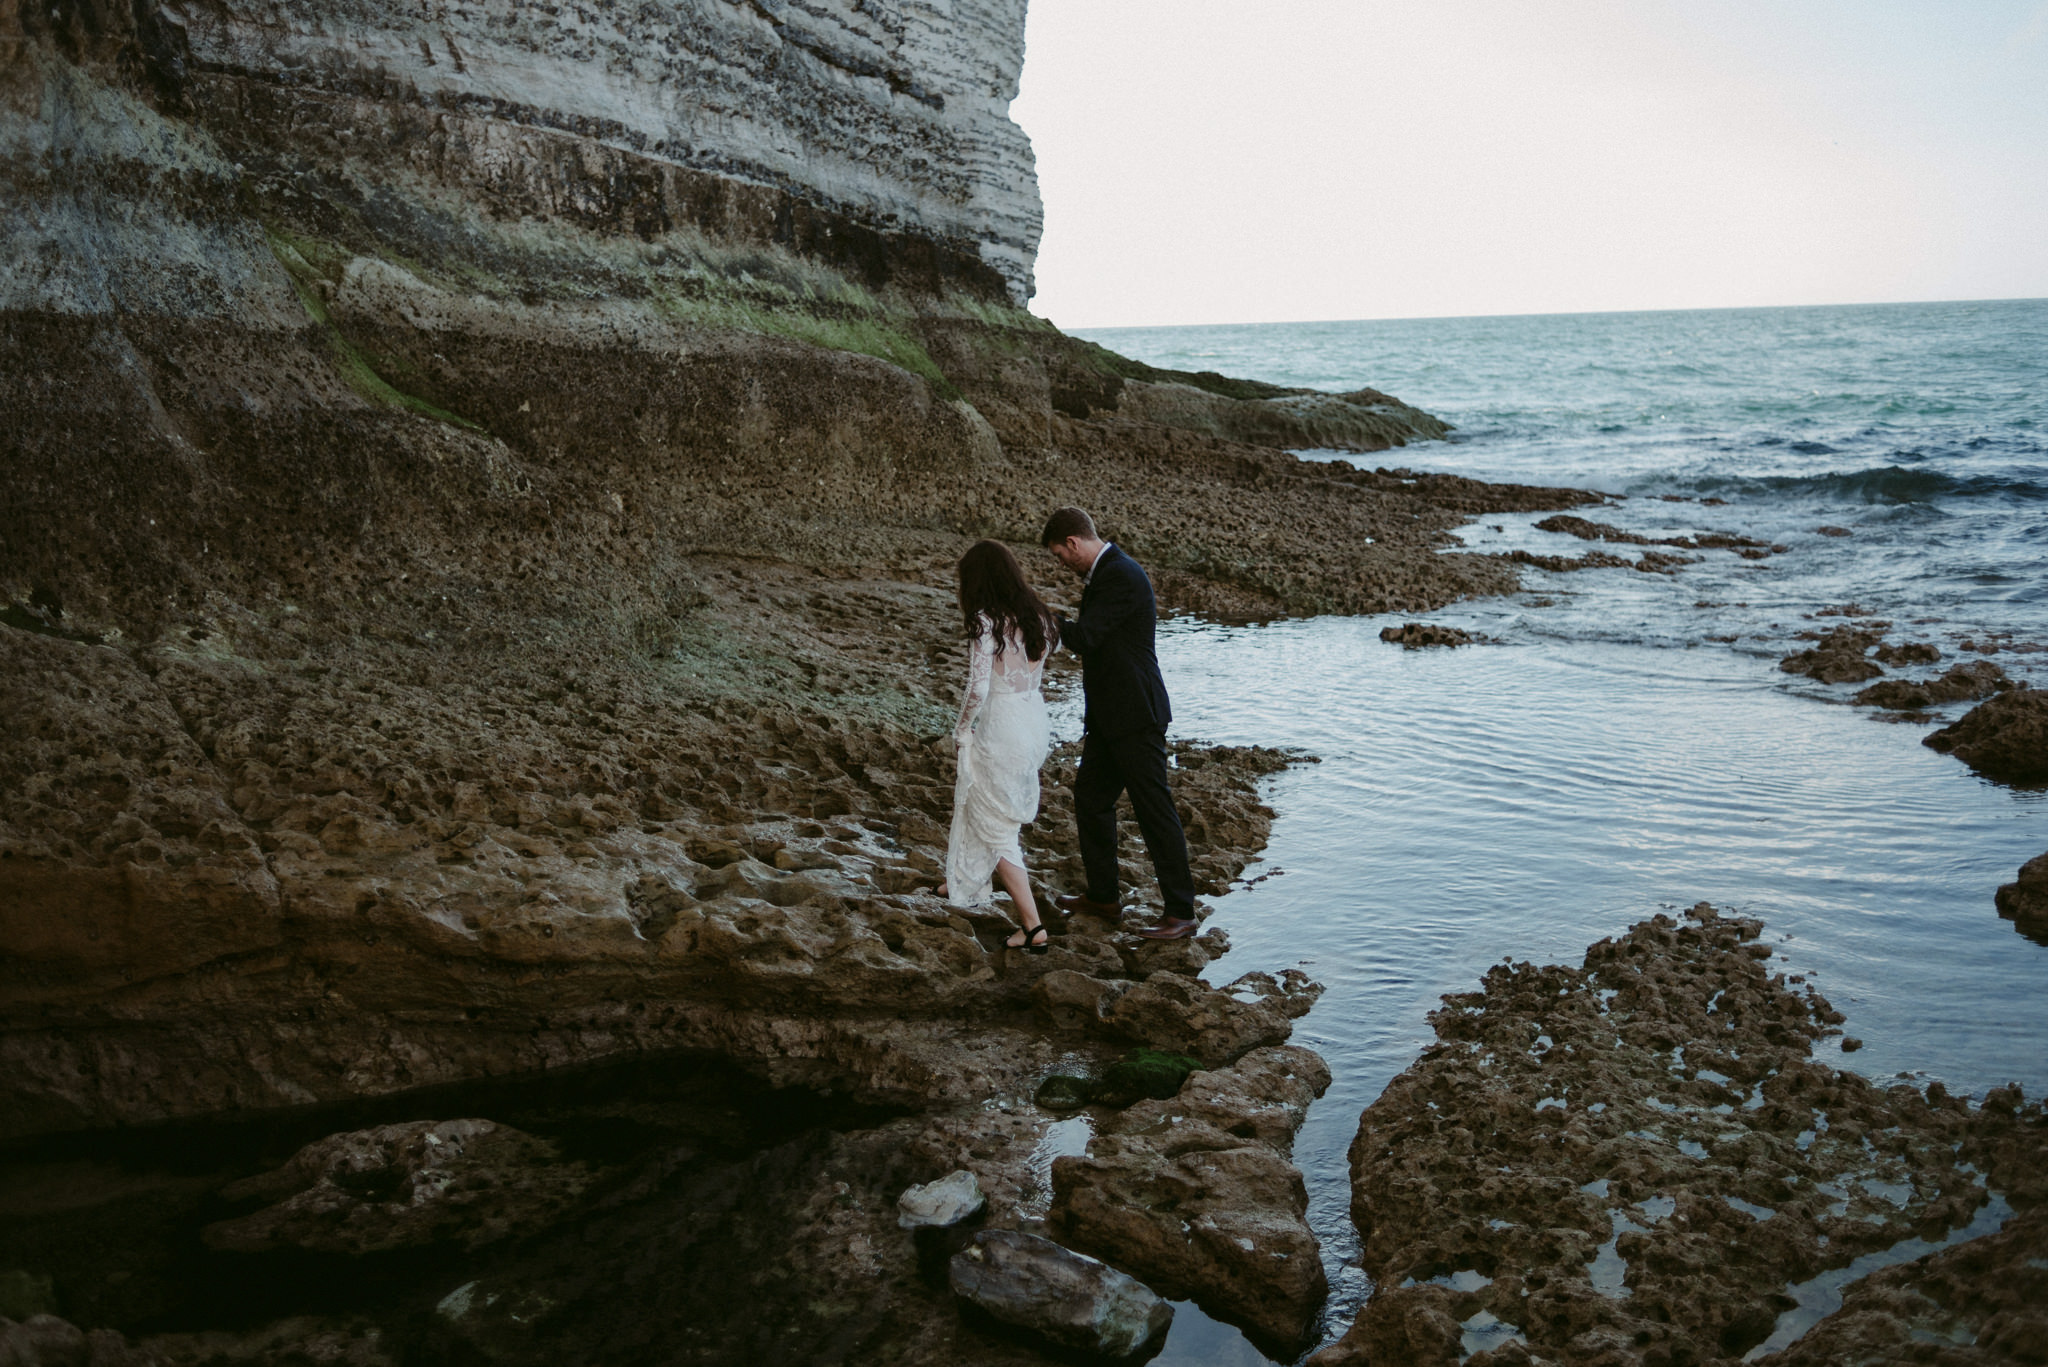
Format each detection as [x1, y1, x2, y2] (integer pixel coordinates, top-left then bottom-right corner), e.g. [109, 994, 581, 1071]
[947, 1229, 1172, 1359]
[203, 1119, 589, 1255]
[896, 1169, 986, 1230]
[1924, 686, 2048, 783]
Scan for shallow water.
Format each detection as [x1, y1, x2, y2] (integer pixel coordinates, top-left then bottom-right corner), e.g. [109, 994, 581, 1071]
[1149, 622, 2048, 1356]
[1073, 301, 2048, 1360]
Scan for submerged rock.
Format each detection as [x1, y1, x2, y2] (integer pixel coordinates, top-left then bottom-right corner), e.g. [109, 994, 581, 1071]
[203, 1119, 589, 1255]
[947, 1229, 1172, 1359]
[1925, 686, 2048, 783]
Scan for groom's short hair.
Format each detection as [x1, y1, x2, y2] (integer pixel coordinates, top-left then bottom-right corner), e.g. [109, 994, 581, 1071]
[1040, 506, 1096, 546]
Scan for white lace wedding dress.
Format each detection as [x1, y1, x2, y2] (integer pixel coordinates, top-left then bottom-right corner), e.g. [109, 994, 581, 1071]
[945, 615, 1053, 907]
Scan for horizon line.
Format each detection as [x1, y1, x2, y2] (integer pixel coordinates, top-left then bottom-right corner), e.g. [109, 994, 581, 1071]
[1042, 292, 2048, 333]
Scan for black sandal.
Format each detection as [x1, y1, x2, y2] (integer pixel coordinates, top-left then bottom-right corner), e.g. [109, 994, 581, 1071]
[1006, 923, 1050, 955]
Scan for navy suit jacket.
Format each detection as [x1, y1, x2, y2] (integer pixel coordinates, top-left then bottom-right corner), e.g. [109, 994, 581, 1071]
[1058, 544, 1172, 737]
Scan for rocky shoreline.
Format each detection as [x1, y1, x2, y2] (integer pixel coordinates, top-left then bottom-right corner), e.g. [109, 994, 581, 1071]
[1310, 904, 2048, 1367]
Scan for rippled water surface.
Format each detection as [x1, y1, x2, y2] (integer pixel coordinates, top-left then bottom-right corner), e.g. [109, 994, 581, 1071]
[1073, 302, 2048, 1360]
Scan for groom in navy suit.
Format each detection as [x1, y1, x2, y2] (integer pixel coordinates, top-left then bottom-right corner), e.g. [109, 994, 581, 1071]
[1041, 507, 1198, 939]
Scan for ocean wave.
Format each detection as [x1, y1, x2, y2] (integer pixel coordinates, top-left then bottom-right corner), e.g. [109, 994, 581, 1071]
[1679, 465, 2048, 504]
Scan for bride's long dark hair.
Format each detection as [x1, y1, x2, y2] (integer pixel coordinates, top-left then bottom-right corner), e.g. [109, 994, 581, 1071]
[957, 540, 1058, 662]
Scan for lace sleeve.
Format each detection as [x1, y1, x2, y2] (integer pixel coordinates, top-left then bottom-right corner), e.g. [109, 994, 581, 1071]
[955, 625, 995, 743]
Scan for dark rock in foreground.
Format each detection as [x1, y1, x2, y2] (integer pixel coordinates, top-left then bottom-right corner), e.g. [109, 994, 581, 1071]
[1925, 686, 2048, 783]
[948, 1230, 1172, 1360]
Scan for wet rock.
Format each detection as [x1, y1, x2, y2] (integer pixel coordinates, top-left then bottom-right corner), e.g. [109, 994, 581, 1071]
[1995, 851, 2048, 945]
[1854, 660, 2008, 710]
[1924, 686, 2048, 783]
[1317, 904, 2022, 1367]
[1816, 525, 1853, 537]
[1037, 969, 1320, 1067]
[897, 1169, 986, 1230]
[1780, 626, 1886, 683]
[947, 1229, 1172, 1359]
[0, 1315, 164, 1366]
[1051, 1046, 1331, 1353]
[1536, 514, 1652, 545]
[1034, 1075, 1099, 1111]
[1380, 623, 1473, 649]
[203, 1120, 589, 1255]
[1534, 516, 1769, 556]
[1873, 640, 1942, 666]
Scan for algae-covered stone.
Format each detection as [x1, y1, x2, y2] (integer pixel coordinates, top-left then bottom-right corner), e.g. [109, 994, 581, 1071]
[1097, 1049, 1204, 1106]
[1035, 1074, 1101, 1111]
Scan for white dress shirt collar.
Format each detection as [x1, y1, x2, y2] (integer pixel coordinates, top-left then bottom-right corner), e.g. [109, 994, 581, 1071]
[1085, 541, 1114, 585]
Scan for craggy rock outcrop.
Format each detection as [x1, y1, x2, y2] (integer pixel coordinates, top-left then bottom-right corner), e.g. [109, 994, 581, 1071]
[1758, 1089, 2048, 1367]
[1994, 851, 2048, 946]
[203, 1119, 591, 1255]
[1311, 905, 2043, 1367]
[1381, 622, 1474, 649]
[1925, 686, 2048, 784]
[1052, 1044, 1333, 1354]
[1506, 548, 1695, 576]
[1854, 660, 2009, 711]
[1534, 515, 1774, 557]
[1875, 640, 1943, 666]
[1781, 625, 1889, 684]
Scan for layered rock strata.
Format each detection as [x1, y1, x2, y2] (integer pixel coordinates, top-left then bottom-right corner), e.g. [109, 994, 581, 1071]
[1310, 904, 2048, 1367]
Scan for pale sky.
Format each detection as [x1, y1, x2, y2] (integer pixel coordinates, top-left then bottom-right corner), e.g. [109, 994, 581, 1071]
[1010, 0, 2048, 328]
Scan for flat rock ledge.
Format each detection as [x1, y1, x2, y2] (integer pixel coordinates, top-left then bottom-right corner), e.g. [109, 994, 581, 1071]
[1309, 904, 2048, 1367]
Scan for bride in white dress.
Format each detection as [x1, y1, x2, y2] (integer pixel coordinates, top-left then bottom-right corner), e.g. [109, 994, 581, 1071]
[940, 540, 1057, 952]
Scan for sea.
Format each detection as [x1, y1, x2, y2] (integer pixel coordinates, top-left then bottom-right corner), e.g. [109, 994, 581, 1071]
[1069, 299, 2048, 1363]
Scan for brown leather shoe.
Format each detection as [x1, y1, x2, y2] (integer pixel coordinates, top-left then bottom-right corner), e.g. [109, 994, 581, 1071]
[1054, 893, 1120, 916]
[1133, 917, 1200, 940]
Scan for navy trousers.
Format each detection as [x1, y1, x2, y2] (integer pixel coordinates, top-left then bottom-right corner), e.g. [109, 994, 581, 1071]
[1075, 727, 1195, 918]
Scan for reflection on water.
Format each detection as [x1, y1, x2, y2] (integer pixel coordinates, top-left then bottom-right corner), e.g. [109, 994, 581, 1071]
[1150, 616, 2047, 1355]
